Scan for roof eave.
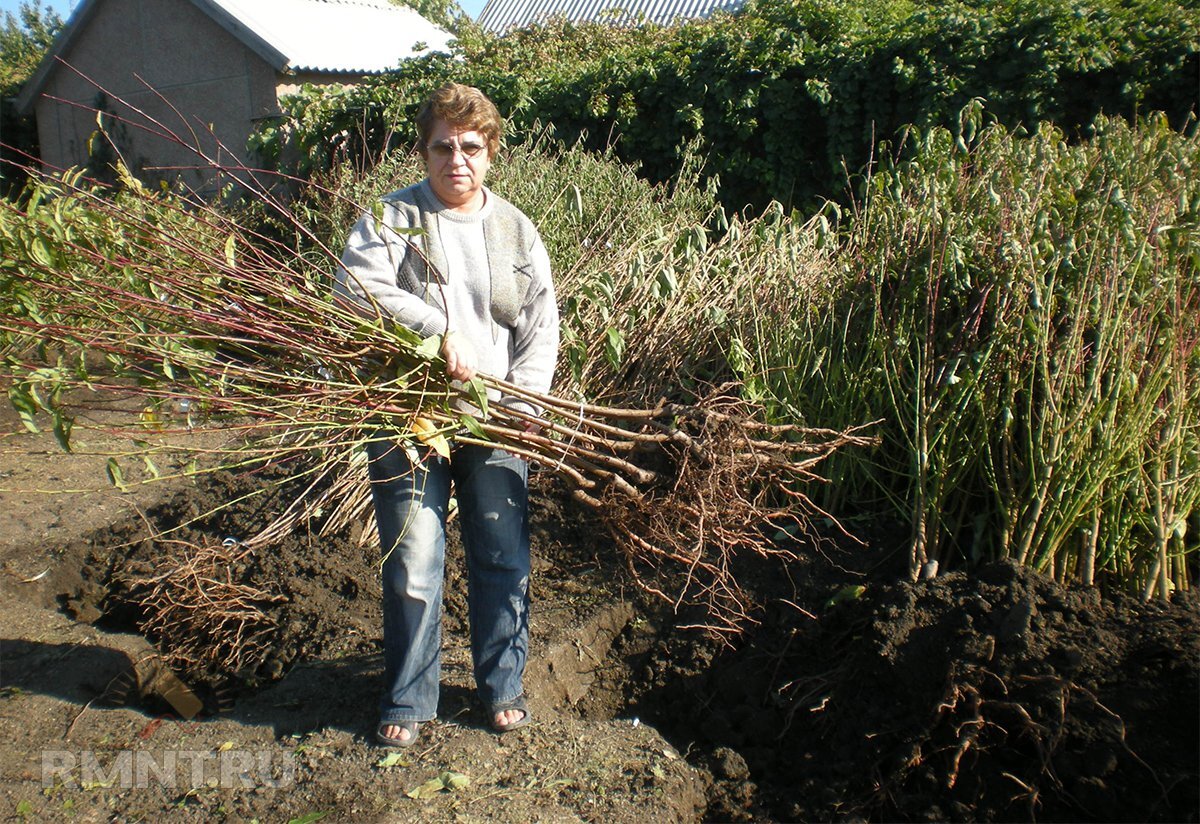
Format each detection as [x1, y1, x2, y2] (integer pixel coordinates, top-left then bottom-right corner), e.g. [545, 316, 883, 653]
[14, 0, 102, 114]
[187, 0, 291, 71]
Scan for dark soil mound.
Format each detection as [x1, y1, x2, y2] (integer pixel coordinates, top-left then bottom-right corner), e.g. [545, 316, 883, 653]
[624, 552, 1200, 822]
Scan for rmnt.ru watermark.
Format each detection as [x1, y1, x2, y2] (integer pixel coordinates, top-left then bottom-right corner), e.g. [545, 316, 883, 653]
[42, 749, 295, 789]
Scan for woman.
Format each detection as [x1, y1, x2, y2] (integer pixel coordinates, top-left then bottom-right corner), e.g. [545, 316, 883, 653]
[335, 83, 559, 748]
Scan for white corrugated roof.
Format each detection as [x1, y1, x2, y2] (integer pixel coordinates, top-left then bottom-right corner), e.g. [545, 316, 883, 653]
[477, 0, 742, 33]
[200, 0, 454, 73]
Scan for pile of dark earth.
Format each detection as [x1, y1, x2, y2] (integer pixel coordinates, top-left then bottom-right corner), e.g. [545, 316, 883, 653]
[618, 546, 1199, 822]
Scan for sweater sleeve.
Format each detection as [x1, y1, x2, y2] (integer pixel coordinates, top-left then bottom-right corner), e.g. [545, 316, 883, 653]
[502, 234, 559, 414]
[334, 203, 447, 339]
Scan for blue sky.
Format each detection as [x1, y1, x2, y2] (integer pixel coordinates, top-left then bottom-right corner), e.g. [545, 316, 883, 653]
[1, 0, 486, 24]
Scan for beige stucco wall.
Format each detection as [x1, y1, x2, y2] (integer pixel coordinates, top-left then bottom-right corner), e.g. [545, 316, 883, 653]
[33, 0, 282, 193]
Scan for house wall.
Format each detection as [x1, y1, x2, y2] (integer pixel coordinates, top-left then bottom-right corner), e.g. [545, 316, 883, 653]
[33, 0, 282, 193]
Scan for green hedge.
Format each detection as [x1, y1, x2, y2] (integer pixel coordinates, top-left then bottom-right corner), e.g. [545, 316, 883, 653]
[253, 0, 1199, 212]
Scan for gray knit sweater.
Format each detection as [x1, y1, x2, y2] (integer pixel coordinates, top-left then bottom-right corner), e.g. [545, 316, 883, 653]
[335, 180, 558, 414]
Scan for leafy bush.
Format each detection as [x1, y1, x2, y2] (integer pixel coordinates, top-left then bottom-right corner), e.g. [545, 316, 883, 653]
[0, 0, 60, 95]
[252, 0, 1199, 213]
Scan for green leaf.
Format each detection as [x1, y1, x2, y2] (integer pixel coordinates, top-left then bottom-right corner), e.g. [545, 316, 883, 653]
[459, 414, 488, 439]
[403, 770, 470, 798]
[224, 233, 237, 269]
[142, 454, 160, 479]
[415, 334, 443, 360]
[567, 183, 584, 219]
[655, 268, 678, 298]
[287, 813, 329, 824]
[406, 775, 446, 799]
[52, 413, 73, 453]
[440, 771, 470, 791]
[376, 752, 409, 768]
[8, 386, 40, 434]
[105, 458, 128, 492]
[28, 236, 53, 268]
[465, 377, 489, 418]
[604, 326, 625, 370]
[824, 585, 866, 609]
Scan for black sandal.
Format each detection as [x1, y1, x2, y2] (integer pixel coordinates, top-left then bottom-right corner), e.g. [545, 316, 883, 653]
[376, 720, 421, 748]
[489, 694, 532, 733]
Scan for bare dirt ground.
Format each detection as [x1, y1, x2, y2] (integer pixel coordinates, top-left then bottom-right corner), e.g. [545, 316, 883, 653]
[0, 403, 706, 823]
[1, 400, 1197, 823]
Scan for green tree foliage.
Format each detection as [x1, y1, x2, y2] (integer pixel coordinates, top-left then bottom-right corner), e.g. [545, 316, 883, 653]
[253, 0, 1199, 213]
[388, 0, 465, 34]
[0, 0, 62, 94]
[2, 0, 64, 196]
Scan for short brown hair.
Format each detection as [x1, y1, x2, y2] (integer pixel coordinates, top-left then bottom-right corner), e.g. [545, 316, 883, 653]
[415, 83, 503, 158]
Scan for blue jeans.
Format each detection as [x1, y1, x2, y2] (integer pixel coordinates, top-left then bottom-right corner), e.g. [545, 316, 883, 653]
[366, 434, 530, 725]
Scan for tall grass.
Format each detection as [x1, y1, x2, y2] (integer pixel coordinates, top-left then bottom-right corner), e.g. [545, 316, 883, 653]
[739, 107, 1199, 594]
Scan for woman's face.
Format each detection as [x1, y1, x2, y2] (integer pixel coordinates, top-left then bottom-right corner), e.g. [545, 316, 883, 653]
[423, 118, 493, 213]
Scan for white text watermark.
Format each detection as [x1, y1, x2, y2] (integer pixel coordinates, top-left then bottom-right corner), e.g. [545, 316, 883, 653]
[41, 749, 295, 790]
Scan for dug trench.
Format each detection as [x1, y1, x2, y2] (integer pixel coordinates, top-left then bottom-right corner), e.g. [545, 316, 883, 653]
[2, 454, 1198, 822]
